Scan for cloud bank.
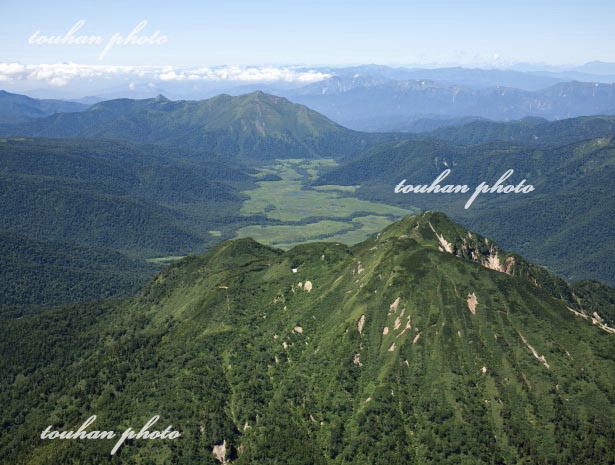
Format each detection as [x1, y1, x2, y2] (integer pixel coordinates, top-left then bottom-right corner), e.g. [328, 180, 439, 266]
[0, 63, 330, 87]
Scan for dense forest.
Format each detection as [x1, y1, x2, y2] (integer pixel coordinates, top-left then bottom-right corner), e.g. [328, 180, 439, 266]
[2, 213, 615, 464]
[0, 137, 260, 306]
[315, 132, 615, 285]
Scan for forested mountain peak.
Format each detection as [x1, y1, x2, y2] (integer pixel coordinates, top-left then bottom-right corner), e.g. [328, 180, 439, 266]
[0, 91, 387, 160]
[4, 212, 615, 464]
[3, 212, 615, 463]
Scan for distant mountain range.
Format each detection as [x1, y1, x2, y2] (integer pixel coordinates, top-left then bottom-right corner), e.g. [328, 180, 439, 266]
[295, 66, 564, 93]
[2, 213, 615, 464]
[0, 90, 87, 123]
[0, 91, 391, 160]
[287, 79, 615, 130]
[5, 75, 615, 137]
[314, 63, 615, 88]
[9, 62, 615, 103]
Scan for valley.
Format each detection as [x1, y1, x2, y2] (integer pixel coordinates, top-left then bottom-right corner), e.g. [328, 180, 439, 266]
[235, 159, 416, 248]
[0, 81, 615, 464]
[2, 92, 615, 310]
[3, 3, 615, 463]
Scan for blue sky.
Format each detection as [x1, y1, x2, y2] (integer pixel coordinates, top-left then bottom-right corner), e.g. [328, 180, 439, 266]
[1, 0, 614, 66]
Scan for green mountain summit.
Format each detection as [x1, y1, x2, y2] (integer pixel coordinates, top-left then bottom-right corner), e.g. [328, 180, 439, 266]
[2, 212, 615, 464]
[0, 91, 385, 160]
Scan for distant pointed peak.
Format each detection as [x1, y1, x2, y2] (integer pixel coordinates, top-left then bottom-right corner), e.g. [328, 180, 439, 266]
[244, 91, 283, 102]
[153, 94, 170, 102]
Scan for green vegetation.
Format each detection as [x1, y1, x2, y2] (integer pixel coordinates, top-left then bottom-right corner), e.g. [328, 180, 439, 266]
[0, 137, 251, 254]
[315, 136, 615, 285]
[236, 159, 417, 248]
[312, 184, 360, 192]
[0, 137, 259, 306]
[0, 91, 403, 307]
[0, 139, 401, 307]
[572, 279, 615, 326]
[0, 232, 158, 307]
[427, 114, 615, 147]
[2, 213, 615, 464]
[269, 215, 402, 249]
[2, 93, 615, 308]
[237, 220, 355, 246]
[146, 256, 187, 264]
[0, 92, 394, 161]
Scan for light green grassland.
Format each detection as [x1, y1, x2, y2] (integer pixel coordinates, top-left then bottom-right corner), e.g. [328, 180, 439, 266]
[273, 216, 398, 249]
[236, 159, 417, 248]
[146, 256, 186, 264]
[235, 220, 354, 246]
[312, 184, 360, 192]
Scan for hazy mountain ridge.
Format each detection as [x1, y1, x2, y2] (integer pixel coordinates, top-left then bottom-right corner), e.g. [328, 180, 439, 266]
[0, 90, 87, 124]
[287, 79, 615, 130]
[10, 62, 615, 103]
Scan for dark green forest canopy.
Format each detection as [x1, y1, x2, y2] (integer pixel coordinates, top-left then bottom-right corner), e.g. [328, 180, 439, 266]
[0, 137, 259, 307]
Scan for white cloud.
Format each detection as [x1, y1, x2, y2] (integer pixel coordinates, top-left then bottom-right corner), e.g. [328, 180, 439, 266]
[49, 77, 69, 87]
[158, 65, 329, 82]
[0, 62, 330, 87]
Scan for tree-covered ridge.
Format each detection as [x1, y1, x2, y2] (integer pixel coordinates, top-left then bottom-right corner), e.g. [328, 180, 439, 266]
[0, 90, 87, 124]
[0, 137, 253, 254]
[315, 135, 615, 285]
[0, 137, 263, 306]
[0, 92, 394, 161]
[288, 79, 615, 130]
[425, 114, 615, 146]
[2, 212, 615, 464]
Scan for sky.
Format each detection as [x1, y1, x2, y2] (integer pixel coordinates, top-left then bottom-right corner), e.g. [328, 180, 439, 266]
[1, 0, 615, 67]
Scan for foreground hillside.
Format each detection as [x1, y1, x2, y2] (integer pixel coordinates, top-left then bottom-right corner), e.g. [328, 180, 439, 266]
[2, 213, 615, 464]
